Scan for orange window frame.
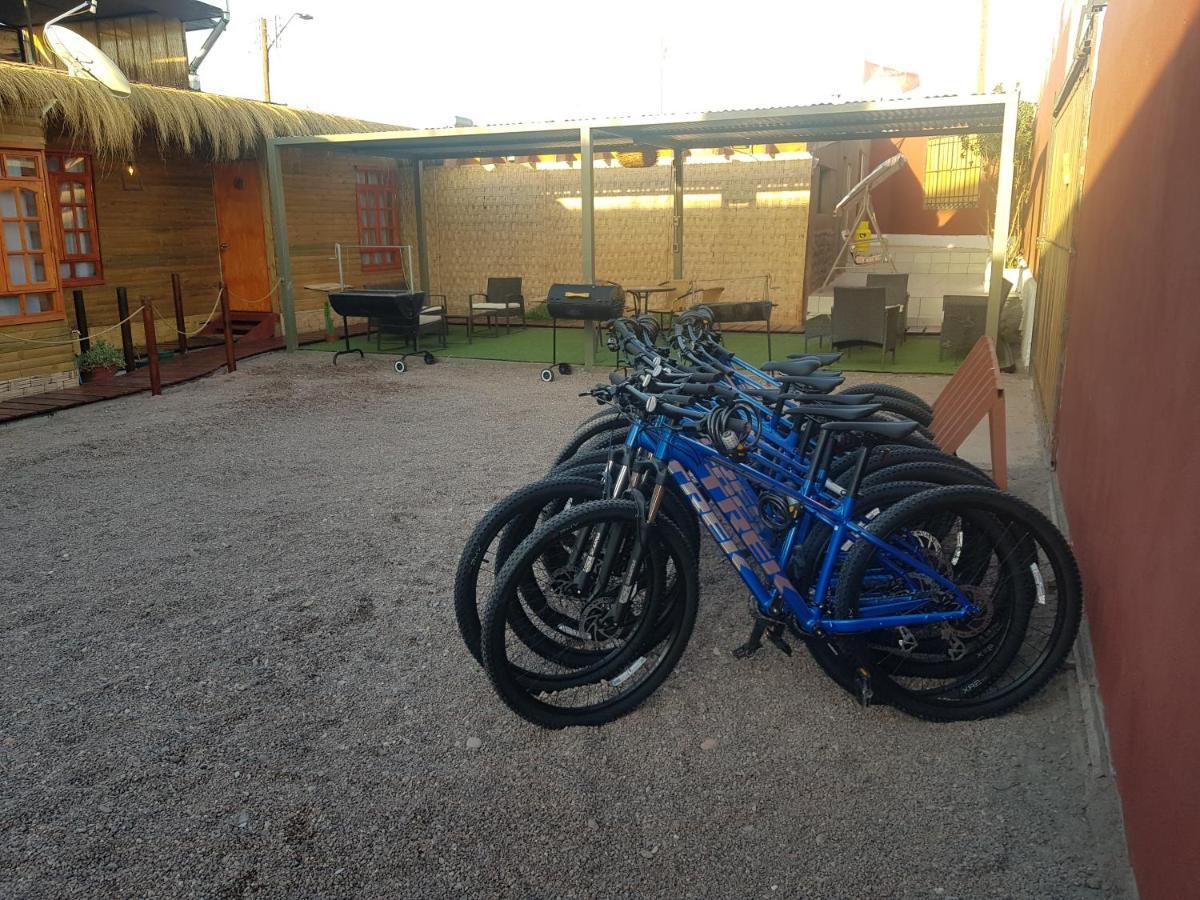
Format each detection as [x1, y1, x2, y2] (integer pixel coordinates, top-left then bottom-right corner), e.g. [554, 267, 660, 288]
[0, 149, 63, 325]
[355, 167, 401, 271]
[46, 151, 104, 287]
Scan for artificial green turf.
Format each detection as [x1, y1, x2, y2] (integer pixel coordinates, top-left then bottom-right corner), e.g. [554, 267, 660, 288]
[301, 324, 961, 375]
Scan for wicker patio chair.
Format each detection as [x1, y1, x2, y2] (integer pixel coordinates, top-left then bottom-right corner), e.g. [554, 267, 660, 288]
[866, 273, 910, 340]
[804, 311, 832, 350]
[375, 292, 448, 351]
[831, 286, 902, 363]
[939, 279, 1014, 360]
[468, 277, 525, 342]
[938, 295, 987, 359]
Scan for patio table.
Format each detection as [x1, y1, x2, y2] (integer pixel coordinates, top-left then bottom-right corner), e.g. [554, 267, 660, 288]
[624, 285, 675, 316]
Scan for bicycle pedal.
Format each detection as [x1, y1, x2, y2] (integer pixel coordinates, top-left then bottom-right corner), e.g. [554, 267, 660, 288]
[854, 667, 874, 707]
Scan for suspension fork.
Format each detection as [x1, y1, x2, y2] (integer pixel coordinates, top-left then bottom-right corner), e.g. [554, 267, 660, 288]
[608, 421, 644, 499]
[645, 460, 668, 525]
[569, 437, 637, 578]
[592, 464, 666, 619]
[573, 429, 649, 591]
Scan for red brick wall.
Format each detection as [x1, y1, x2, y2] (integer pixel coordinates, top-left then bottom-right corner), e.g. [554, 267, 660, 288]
[1053, 2, 1200, 896]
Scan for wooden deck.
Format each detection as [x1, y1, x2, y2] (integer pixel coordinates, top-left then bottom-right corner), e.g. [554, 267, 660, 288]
[0, 331, 323, 425]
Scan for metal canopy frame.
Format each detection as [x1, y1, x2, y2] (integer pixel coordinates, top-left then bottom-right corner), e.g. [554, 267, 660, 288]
[266, 93, 1017, 356]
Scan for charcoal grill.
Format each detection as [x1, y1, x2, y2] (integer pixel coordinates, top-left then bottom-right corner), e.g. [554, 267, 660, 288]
[541, 282, 625, 382]
[328, 289, 437, 372]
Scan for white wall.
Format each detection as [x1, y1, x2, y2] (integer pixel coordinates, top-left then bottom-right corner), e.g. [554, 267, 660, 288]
[807, 234, 991, 330]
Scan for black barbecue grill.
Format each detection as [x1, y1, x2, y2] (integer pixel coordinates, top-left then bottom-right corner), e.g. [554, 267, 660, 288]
[328, 289, 436, 371]
[541, 282, 625, 382]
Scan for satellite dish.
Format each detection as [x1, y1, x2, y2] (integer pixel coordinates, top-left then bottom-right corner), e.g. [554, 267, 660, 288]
[43, 2, 131, 99]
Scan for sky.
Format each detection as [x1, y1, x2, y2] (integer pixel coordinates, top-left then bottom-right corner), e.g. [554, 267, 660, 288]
[188, 0, 1065, 127]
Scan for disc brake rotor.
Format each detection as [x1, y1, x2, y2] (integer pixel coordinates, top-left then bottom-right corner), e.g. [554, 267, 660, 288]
[578, 594, 627, 641]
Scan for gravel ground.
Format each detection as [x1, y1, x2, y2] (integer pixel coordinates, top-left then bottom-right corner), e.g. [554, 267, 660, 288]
[1, 353, 1125, 898]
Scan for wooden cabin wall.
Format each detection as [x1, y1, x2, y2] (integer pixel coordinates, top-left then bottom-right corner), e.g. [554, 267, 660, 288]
[280, 147, 404, 334]
[0, 114, 77, 397]
[57, 145, 224, 346]
[31, 15, 190, 89]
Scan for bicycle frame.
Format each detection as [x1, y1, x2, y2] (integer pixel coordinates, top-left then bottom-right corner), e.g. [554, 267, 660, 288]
[620, 419, 978, 636]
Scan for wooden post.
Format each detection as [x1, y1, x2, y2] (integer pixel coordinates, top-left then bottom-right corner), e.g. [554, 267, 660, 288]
[116, 287, 136, 374]
[219, 284, 237, 373]
[171, 273, 188, 354]
[141, 304, 162, 396]
[260, 17, 271, 102]
[988, 392, 1008, 490]
[72, 290, 90, 353]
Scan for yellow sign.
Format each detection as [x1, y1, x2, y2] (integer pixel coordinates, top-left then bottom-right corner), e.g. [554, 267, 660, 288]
[853, 218, 874, 254]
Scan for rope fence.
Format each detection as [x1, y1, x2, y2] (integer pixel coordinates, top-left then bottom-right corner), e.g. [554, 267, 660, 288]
[0, 279, 281, 348]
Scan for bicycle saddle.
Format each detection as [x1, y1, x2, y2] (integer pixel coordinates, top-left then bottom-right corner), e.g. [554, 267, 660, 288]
[819, 419, 919, 438]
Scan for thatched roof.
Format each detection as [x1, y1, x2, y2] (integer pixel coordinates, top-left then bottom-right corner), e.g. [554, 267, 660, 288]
[0, 61, 397, 161]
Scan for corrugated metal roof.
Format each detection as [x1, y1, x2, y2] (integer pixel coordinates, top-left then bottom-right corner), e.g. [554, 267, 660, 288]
[272, 94, 1010, 159]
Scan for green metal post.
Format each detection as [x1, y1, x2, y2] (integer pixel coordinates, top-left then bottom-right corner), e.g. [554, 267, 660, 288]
[414, 160, 431, 294]
[987, 93, 1018, 341]
[580, 126, 596, 368]
[672, 149, 684, 279]
[264, 139, 297, 351]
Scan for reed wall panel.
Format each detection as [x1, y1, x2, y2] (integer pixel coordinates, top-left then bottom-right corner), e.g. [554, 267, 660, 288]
[408, 158, 813, 326]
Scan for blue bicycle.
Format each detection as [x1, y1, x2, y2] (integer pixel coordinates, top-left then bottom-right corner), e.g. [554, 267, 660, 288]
[473, 318, 1082, 728]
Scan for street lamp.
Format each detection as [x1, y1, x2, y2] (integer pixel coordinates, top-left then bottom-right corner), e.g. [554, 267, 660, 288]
[260, 13, 313, 102]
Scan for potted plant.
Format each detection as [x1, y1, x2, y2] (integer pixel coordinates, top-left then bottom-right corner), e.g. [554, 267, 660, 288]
[76, 340, 125, 383]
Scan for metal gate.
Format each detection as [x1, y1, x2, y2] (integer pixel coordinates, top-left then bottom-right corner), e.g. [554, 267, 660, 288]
[1032, 51, 1093, 446]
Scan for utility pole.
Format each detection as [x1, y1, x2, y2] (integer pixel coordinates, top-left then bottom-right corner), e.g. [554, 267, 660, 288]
[977, 0, 989, 93]
[260, 17, 271, 102]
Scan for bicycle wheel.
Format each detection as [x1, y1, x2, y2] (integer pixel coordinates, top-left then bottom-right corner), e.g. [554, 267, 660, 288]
[828, 446, 989, 486]
[550, 416, 631, 469]
[867, 396, 935, 429]
[456, 473, 696, 668]
[553, 448, 702, 553]
[481, 499, 699, 728]
[455, 476, 603, 664]
[846, 383, 933, 420]
[832, 486, 1081, 720]
[493, 478, 698, 668]
[861, 461, 996, 490]
[572, 408, 624, 435]
[790, 480, 945, 694]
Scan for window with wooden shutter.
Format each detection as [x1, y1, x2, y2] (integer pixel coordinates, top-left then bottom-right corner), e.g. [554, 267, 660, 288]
[0, 150, 62, 324]
[46, 152, 103, 286]
[355, 168, 402, 271]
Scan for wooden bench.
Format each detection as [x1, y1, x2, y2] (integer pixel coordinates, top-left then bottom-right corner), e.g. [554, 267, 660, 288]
[929, 336, 1008, 489]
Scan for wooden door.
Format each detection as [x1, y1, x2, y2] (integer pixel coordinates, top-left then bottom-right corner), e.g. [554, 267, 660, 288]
[213, 160, 272, 312]
[1031, 64, 1092, 449]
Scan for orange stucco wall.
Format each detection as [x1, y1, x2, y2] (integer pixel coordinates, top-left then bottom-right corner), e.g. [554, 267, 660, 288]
[1052, 1, 1200, 897]
[867, 137, 993, 235]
